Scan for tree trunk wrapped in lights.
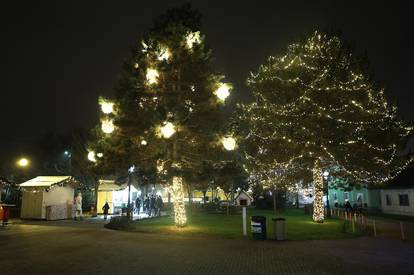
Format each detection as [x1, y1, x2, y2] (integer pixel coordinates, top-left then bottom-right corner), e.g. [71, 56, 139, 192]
[312, 159, 324, 223]
[233, 31, 413, 223]
[171, 176, 187, 226]
[87, 4, 233, 227]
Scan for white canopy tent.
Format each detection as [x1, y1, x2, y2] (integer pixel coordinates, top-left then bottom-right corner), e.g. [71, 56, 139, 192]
[20, 176, 75, 220]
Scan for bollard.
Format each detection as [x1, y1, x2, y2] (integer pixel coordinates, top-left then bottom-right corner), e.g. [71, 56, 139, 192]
[242, 207, 247, 236]
[373, 219, 377, 237]
[400, 222, 405, 241]
[352, 217, 355, 233]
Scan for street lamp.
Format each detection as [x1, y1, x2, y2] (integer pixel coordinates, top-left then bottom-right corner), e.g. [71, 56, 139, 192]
[17, 158, 29, 167]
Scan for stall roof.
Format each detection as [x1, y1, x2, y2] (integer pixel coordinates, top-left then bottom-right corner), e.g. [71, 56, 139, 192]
[99, 180, 127, 191]
[20, 176, 72, 187]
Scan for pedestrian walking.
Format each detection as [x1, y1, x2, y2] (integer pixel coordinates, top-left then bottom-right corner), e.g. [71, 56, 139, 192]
[102, 202, 110, 220]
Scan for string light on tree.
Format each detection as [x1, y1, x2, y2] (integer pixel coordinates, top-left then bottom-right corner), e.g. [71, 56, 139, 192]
[101, 119, 115, 134]
[159, 122, 176, 138]
[185, 31, 201, 50]
[99, 99, 114, 114]
[215, 83, 231, 101]
[234, 31, 413, 223]
[87, 151, 96, 163]
[146, 68, 159, 84]
[222, 136, 236, 151]
[171, 176, 187, 227]
[157, 46, 171, 61]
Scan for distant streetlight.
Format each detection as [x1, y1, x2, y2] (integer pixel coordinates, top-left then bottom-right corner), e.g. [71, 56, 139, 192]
[64, 150, 70, 156]
[17, 158, 29, 167]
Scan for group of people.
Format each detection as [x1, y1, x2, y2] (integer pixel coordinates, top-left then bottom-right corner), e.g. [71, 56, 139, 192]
[101, 194, 165, 220]
[135, 194, 164, 217]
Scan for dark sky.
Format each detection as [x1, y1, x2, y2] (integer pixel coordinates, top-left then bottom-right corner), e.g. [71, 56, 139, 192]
[2, 0, 412, 162]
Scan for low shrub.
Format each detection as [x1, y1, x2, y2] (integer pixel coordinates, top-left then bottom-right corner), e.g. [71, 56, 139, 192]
[105, 216, 134, 230]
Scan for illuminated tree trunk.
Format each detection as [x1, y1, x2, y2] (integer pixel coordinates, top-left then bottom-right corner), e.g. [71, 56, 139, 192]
[312, 159, 324, 223]
[172, 138, 187, 227]
[172, 176, 187, 226]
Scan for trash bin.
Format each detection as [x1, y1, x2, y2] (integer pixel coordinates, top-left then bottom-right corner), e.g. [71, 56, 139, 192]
[272, 218, 286, 240]
[251, 216, 266, 240]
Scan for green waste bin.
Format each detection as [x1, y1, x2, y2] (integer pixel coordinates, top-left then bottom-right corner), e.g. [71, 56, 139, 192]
[251, 216, 266, 240]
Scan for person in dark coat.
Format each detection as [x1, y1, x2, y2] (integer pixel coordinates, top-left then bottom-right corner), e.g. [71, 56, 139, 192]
[144, 195, 150, 215]
[150, 195, 156, 217]
[102, 202, 110, 220]
[345, 201, 353, 213]
[156, 195, 164, 216]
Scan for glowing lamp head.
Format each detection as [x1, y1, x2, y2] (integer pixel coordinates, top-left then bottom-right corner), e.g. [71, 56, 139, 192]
[100, 101, 114, 114]
[96, 153, 103, 158]
[146, 68, 159, 85]
[141, 140, 147, 146]
[222, 136, 236, 151]
[87, 151, 96, 163]
[323, 171, 329, 177]
[160, 122, 176, 138]
[101, 119, 114, 134]
[215, 83, 231, 101]
[17, 158, 29, 167]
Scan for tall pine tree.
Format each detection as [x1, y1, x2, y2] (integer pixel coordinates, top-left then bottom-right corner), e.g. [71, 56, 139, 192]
[91, 5, 233, 226]
[235, 32, 413, 222]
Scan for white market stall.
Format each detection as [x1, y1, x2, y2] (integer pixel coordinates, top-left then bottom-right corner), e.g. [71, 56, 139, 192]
[20, 176, 75, 220]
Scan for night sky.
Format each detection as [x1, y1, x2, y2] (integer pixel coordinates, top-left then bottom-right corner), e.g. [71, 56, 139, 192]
[2, 0, 412, 165]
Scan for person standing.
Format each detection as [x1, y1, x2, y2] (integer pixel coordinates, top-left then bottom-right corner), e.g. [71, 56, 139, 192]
[74, 192, 83, 220]
[135, 196, 141, 214]
[156, 195, 164, 217]
[102, 202, 110, 220]
[150, 195, 156, 217]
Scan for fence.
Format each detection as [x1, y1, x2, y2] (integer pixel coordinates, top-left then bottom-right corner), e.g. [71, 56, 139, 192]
[327, 208, 414, 240]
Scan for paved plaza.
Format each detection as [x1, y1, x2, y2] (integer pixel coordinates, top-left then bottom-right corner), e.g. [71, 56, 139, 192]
[1, 219, 413, 275]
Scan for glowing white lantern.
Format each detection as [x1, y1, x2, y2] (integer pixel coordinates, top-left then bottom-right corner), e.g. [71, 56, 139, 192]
[101, 119, 114, 134]
[160, 122, 176, 138]
[222, 136, 236, 151]
[100, 101, 114, 114]
[141, 140, 147, 145]
[215, 83, 231, 101]
[146, 68, 159, 84]
[97, 153, 103, 158]
[87, 151, 96, 162]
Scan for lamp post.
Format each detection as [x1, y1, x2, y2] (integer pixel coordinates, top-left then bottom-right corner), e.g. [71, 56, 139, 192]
[127, 165, 135, 219]
[323, 171, 330, 217]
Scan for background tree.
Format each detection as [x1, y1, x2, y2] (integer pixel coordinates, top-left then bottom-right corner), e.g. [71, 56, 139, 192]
[235, 31, 413, 222]
[91, 4, 233, 227]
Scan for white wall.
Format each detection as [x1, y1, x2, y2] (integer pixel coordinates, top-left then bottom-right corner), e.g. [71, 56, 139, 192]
[21, 186, 74, 219]
[380, 188, 414, 216]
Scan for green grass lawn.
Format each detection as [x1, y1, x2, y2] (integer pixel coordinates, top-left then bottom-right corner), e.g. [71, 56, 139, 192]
[129, 208, 361, 241]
